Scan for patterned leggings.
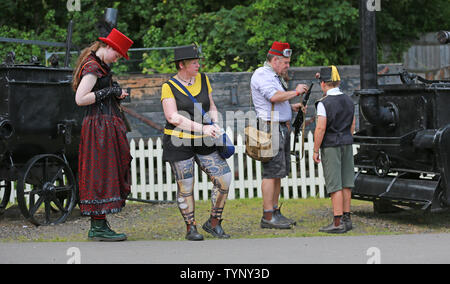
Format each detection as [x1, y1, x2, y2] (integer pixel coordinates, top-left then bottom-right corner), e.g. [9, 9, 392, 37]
[169, 151, 232, 225]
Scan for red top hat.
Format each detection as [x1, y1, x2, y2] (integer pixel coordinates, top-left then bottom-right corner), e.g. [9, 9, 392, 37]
[99, 28, 133, 60]
[268, 41, 291, 57]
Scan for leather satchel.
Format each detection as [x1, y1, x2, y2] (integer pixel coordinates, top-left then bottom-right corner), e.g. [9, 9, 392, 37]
[244, 103, 275, 163]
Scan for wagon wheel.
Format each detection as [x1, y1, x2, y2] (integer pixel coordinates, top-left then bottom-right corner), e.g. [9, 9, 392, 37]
[49, 176, 68, 213]
[16, 154, 76, 226]
[0, 180, 11, 215]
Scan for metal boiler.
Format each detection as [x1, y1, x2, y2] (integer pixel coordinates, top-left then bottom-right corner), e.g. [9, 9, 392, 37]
[352, 0, 450, 212]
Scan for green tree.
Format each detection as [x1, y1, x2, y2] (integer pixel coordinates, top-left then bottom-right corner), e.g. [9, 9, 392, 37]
[0, 0, 448, 73]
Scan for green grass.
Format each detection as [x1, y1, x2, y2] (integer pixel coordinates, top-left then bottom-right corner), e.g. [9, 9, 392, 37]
[2, 198, 450, 242]
[116, 198, 450, 241]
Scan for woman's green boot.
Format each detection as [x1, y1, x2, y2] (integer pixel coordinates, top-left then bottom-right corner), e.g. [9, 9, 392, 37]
[88, 219, 127, 242]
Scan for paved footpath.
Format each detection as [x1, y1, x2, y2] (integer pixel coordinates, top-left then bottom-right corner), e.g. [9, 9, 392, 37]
[1, 233, 450, 264]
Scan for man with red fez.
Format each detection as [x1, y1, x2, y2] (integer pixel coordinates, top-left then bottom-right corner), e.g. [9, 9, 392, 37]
[250, 41, 310, 229]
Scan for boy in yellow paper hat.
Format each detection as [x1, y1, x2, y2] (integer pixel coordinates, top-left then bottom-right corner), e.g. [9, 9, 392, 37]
[313, 66, 356, 234]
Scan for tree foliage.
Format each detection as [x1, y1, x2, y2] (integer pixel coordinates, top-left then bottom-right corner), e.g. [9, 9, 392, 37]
[0, 0, 448, 73]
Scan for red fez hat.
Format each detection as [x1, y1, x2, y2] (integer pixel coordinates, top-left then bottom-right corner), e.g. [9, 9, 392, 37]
[98, 28, 133, 60]
[268, 41, 292, 57]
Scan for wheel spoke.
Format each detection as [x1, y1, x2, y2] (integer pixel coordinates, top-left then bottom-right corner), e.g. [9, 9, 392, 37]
[44, 199, 51, 224]
[50, 167, 64, 184]
[28, 186, 36, 212]
[0, 181, 11, 209]
[24, 187, 44, 196]
[29, 195, 44, 216]
[52, 196, 68, 213]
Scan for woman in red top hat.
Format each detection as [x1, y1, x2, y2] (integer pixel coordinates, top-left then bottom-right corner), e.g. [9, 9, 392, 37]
[72, 28, 133, 241]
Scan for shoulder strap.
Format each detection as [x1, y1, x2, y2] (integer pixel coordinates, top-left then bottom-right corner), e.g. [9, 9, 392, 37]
[314, 95, 328, 108]
[250, 90, 274, 131]
[169, 77, 213, 125]
[78, 60, 108, 79]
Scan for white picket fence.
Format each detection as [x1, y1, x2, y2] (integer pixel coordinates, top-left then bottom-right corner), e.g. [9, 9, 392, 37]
[0, 129, 358, 204]
[130, 129, 339, 202]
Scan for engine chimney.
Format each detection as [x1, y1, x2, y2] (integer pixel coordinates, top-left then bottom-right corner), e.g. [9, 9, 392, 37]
[357, 0, 396, 127]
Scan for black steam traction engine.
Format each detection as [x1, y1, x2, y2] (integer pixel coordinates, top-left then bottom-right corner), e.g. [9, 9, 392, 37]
[353, 0, 450, 212]
[0, 21, 84, 226]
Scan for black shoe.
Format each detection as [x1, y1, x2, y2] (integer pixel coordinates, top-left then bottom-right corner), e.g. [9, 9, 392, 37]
[185, 224, 204, 241]
[260, 216, 292, 229]
[343, 214, 353, 231]
[319, 221, 347, 234]
[273, 204, 297, 225]
[202, 218, 230, 239]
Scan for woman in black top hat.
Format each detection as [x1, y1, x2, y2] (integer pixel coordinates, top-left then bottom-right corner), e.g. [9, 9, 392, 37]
[161, 45, 232, 241]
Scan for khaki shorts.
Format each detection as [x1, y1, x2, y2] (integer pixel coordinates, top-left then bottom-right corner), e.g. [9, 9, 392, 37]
[321, 145, 355, 194]
[261, 124, 291, 179]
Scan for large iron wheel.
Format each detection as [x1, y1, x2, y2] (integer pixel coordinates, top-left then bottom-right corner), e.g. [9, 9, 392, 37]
[0, 180, 11, 215]
[16, 154, 76, 226]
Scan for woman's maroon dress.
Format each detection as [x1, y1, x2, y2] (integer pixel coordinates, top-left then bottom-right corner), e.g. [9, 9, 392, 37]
[77, 52, 132, 216]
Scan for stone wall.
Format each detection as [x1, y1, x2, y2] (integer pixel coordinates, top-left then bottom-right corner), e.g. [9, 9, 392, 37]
[117, 64, 404, 140]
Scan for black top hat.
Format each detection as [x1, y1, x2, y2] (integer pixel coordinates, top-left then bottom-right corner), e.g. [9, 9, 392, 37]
[172, 44, 203, 62]
[318, 65, 341, 82]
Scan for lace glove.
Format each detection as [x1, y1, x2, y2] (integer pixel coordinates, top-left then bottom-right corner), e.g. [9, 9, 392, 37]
[94, 86, 122, 103]
[111, 81, 125, 101]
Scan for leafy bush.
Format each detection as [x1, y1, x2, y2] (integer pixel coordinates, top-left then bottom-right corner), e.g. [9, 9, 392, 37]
[0, 0, 448, 72]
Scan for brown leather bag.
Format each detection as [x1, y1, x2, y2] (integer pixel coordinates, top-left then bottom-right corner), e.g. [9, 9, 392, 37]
[245, 103, 275, 162]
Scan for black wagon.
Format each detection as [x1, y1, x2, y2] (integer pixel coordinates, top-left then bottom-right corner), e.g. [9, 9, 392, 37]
[0, 62, 84, 225]
[0, 17, 85, 226]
